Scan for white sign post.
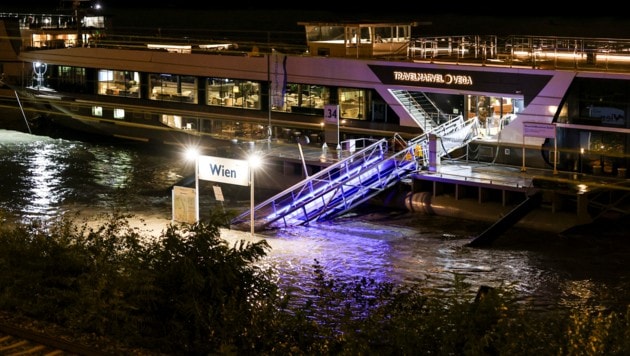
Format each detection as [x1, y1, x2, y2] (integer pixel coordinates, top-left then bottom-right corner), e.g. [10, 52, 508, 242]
[198, 156, 250, 186]
[185, 155, 250, 224]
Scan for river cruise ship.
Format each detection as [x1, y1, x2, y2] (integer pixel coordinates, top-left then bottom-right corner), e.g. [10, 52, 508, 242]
[2, 11, 629, 173]
[2, 7, 630, 233]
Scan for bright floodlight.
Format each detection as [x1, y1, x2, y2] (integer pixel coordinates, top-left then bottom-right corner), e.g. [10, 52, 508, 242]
[249, 153, 262, 168]
[185, 147, 200, 161]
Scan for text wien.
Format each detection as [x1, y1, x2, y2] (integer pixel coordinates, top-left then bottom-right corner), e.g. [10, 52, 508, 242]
[208, 164, 238, 178]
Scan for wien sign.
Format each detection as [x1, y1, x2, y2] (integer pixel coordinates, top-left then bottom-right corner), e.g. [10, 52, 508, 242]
[198, 156, 249, 186]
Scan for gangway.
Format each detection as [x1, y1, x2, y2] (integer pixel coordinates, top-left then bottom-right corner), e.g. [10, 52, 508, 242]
[230, 116, 482, 232]
[407, 115, 481, 168]
[230, 138, 418, 231]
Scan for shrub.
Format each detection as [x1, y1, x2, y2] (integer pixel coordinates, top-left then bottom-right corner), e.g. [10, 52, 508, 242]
[0, 211, 628, 354]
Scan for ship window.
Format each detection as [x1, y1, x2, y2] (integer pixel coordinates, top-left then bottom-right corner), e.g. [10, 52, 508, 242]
[113, 108, 125, 119]
[98, 70, 140, 98]
[56, 66, 86, 89]
[150, 73, 197, 103]
[92, 106, 103, 117]
[272, 83, 329, 113]
[339, 88, 365, 119]
[206, 78, 261, 109]
[160, 114, 183, 129]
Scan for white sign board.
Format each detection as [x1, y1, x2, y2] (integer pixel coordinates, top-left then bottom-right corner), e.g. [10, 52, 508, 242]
[523, 122, 556, 139]
[213, 185, 225, 201]
[198, 156, 250, 186]
[172, 186, 197, 223]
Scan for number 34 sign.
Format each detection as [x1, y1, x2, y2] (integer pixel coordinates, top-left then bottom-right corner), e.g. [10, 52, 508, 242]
[323, 104, 340, 145]
[324, 104, 339, 124]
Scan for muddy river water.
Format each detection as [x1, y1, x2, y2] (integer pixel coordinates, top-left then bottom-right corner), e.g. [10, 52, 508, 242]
[1, 129, 628, 311]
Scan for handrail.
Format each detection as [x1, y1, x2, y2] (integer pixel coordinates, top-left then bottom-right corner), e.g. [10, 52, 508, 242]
[410, 34, 630, 71]
[229, 115, 485, 231]
[230, 138, 385, 228]
[21, 23, 630, 73]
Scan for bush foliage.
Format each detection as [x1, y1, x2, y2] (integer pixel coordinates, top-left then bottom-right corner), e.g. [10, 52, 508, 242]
[0, 211, 628, 354]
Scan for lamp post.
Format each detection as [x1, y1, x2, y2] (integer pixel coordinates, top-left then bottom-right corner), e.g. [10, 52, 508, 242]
[185, 147, 200, 223]
[195, 154, 200, 223]
[249, 152, 261, 237]
[250, 162, 255, 237]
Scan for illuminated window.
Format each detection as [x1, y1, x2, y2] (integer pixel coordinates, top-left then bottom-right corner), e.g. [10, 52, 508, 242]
[339, 88, 365, 119]
[149, 73, 197, 103]
[92, 106, 103, 117]
[98, 70, 140, 97]
[113, 108, 125, 119]
[206, 78, 261, 109]
[272, 83, 329, 112]
[160, 114, 183, 129]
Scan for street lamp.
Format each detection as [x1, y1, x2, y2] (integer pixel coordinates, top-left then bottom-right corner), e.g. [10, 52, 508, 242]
[249, 152, 262, 237]
[185, 147, 200, 223]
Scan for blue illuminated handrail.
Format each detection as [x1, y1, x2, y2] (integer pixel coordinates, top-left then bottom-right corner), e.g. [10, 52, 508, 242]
[230, 137, 421, 231]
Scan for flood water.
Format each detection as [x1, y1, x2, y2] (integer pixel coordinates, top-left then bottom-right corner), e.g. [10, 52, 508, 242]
[1, 128, 629, 312]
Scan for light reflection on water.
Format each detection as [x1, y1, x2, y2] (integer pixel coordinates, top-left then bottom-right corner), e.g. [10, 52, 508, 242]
[1, 129, 629, 311]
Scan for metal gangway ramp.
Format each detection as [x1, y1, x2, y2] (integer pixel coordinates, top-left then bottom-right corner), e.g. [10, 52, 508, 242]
[230, 116, 481, 232]
[413, 115, 481, 167]
[230, 138, 418, 232]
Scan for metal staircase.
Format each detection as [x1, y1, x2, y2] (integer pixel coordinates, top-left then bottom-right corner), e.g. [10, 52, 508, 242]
[391, 89, 451, 132]
[230, 116, 482, 232]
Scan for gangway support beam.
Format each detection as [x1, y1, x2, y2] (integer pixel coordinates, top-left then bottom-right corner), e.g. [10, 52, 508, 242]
[467, 190, 543, 247]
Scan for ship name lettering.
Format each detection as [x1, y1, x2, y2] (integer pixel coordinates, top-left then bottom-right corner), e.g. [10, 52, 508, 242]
[393, 71, 473, 85]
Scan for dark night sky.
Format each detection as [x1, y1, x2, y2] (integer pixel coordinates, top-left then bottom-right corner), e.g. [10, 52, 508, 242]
[5, 0, 621, 15]
[5, 1, 630, 38]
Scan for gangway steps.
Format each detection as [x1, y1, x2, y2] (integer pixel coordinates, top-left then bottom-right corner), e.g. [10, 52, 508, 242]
[230, 139, 418, 231]
[301, 159, 415, 224]
[260, 153, 414, 228]
[230, 111, 481, 232]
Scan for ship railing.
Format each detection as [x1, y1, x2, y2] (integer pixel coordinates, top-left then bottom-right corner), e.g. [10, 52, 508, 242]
[404, 115, 481, 168]
[20, 23, 630, 73]
[230, 137, 421, 230]
[410, 34, 630, 72]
